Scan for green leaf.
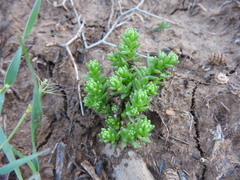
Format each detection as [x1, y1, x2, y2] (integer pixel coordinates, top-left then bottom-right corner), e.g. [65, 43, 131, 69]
[4, 47, 22, 86]
[156, 81, 165, 85]
[0, 128, 23, 179]
[164, 64, 174, 68]
[151, 27, 160, 31]
[141, 137, 151, 143]
[0, 93, 5, 114]
[20, 38, 43, 170]
[0, 149, 49, 175]
[121, 141, 127, 149]
[23, 0, 42, 40]
[133, 56, 140, 62]
[131, 141, 141, 148]
[120, 93, 129, 99]
[30, 85, 43, 170]
[12, 147, 37, 174]
[138, 106, 149, 112]
[139, 76, 149, 85]
[133, 79, 141, 90]
[4, 0, 42, 86]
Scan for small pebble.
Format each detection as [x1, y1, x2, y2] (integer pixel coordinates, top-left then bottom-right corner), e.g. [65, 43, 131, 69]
[235, 38, 240, 46]
[71, 17, 78, 24]
[166, 109, 175, 116]
[215, 73, 229, 84]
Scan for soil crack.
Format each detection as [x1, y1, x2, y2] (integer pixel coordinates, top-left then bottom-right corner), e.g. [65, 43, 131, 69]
[37, 113, 58, 150]
[190, 82, 206, 179]
[37, 86, 70, 150]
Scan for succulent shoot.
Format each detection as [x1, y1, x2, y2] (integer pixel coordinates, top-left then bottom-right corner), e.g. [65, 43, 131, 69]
[84, 28, 179, 148]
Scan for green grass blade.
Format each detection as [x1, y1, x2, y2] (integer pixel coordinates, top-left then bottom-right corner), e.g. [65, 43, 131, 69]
[0, 128, 23, 179]
[30, 85, 43, 170]
[0, 105, 31, 150]
[23, 0, 42, 40]
[19, 40, 43, 127]
[0, 93, 4, 114]
[20, 38, 43, 171]
[4, 47, 22, 86]
[19, 39, 36, 81]
[3, 0, 42, 87]
[0, 149, 49, 175]
[12, 147, 37, 174]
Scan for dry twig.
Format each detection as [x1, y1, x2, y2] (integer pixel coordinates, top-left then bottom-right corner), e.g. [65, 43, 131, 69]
[53, 0, 69, 11]
[107, 0, 115, 31]
[169, 136, 189, 145]
[158, 113, 170, 141]
[56, 0, 85, 116]
[183, 111, 194, 136]
[82, 0, 179, 53]
[81, 160, 101, 180]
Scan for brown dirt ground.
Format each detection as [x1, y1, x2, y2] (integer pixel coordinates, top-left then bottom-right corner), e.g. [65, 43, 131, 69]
[0, 0, 240, 179]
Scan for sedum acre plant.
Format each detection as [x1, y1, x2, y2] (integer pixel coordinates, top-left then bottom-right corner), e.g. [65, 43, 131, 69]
[84, 28, 179, 148]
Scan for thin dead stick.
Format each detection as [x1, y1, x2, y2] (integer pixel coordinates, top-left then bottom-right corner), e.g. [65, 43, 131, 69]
[65, 45, 84, 116]
[69, 0, 81, 27]
[48, 143, 59, 163]
[68, 154, 85, 172]
[81, 160, 101, 180]
[53, 0, 69, 11]
[220, 0, 232, 9]
[169, 136, 189, 145]
[82, 0, 179, 52]
[82, 15, 122, 49]
[220, 102, 230, 113]
[115, 20, 129, 28]
[57, 0, 85, 116]
[136, 8, 179, 25]
[185, 111, 194, 135]
[118, 0, 123, 15]
[107, 0, 115, 31]
[158, 113, 170, 141]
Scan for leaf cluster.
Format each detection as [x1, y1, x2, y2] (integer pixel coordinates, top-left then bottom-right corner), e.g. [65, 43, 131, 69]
[151, 22, 171, 32]
[84, 28, 179, 148]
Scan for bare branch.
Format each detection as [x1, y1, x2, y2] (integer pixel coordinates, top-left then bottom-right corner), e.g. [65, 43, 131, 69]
[55, 0, 85, 116]
[53, 0, 69, 11]
[82, 0, 180, 56]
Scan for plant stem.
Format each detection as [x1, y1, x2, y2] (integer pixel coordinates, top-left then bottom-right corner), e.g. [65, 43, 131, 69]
[0, 104, 32, 150]
[0, 84, 10, 94]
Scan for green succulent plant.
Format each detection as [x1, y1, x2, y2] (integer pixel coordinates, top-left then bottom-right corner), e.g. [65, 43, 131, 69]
[84, 28, 179, 148]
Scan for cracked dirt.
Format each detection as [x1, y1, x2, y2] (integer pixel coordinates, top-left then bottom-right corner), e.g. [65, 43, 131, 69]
[1, 0, 240, 179]
[190, 82, 207, 178]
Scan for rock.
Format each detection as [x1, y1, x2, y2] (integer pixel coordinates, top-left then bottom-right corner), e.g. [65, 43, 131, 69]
[113, 152, 155, 180]
[166, 108, 176, 116]
[102, 143, 121, 158]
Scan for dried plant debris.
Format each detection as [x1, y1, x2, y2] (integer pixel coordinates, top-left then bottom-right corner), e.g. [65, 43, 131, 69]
[208, 52, 226, 66]
[215, 72, 229, 84]
[81, 160, 101, 180]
